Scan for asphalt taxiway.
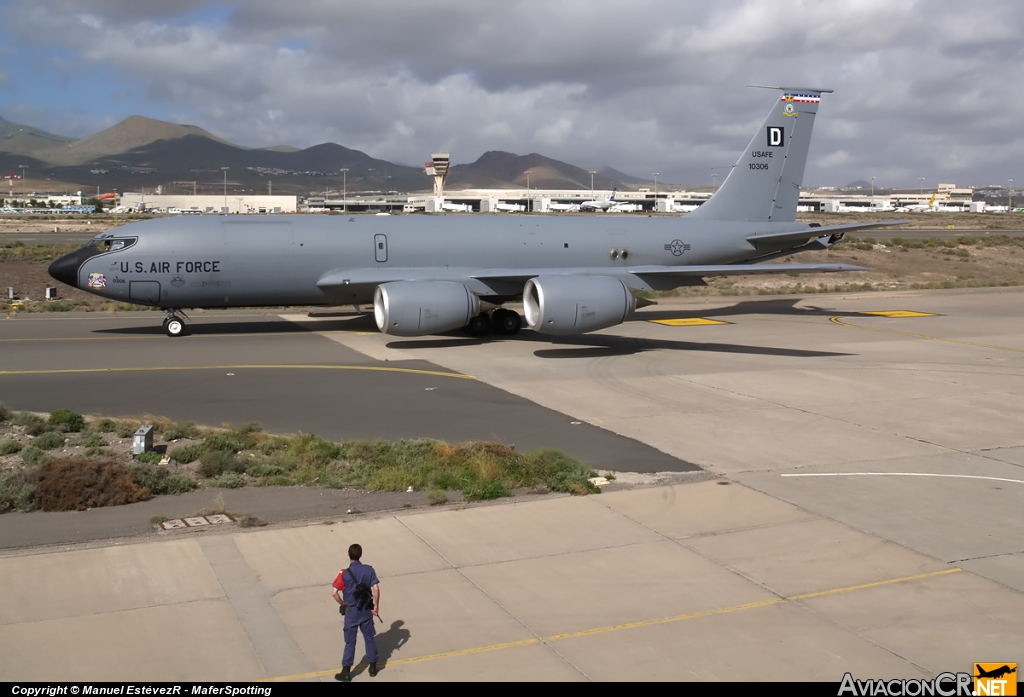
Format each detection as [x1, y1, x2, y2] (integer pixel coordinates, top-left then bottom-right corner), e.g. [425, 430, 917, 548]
[2, 287, 1024, 681]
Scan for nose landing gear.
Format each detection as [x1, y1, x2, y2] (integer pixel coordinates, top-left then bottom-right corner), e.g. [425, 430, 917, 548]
[162, 310, 188, 337]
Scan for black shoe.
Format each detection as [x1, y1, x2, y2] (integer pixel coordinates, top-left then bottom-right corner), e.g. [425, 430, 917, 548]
[369, 662, 378, 678]
[335, 667, 352, 682]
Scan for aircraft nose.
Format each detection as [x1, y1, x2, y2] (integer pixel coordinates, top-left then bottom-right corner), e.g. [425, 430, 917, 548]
[48, 247, 99, 288]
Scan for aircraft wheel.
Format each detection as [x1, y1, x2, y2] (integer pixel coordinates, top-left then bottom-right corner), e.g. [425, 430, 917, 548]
[465, 313, 491, 336]
[493, 309, 521, 335]
[165, 318, 187, 337]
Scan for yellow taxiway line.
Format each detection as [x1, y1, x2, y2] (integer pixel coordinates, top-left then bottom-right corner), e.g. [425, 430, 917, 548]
[264, 567, 961, 682]
[0, 364, 475, 380]
[829, 316, 1024, 353]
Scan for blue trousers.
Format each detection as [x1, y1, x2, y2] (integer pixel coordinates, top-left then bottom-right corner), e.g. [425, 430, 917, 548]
[343, 607, 378, 667]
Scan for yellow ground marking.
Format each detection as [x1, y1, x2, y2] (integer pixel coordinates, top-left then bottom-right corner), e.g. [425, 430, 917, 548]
[859, 310, 937, 318]
[264, 567, 961, 682]
[830, 316, 1024, 353]
[0, 332, 324, 343]
[650, 318, 729, 326]
[0, 364, 475, 380]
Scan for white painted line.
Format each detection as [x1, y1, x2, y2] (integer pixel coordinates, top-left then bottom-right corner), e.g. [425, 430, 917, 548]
[782, 472, 1024, 485]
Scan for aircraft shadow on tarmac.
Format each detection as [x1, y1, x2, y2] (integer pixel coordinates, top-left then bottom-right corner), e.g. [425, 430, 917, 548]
[91, 313, 376, 336]
[630, 297, 889, 321]
[388, 329, 852, 359]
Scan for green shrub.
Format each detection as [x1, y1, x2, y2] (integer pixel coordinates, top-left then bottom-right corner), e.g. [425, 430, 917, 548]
[197, 450, 244, 478]
[0, 439, 23, 455]
[43, 301, 74, 312]
[426, 489, 448, 505]
[211, 472, 246, 488]
[82, 433, 106, 448]
[85, 447, 108, 457]
[247, 462, 284, 478]
[115, 421, 144, 438]
[0, 470, 35, 512]
[134, 450, 163, 464]
[0, 404, 12, 422]
[202, 433, 244, 453]
[256, 474, 295, 486]
[132, 463, 197, 495]
[33, 431, 66, 451]
[169, 444, 202, 464]
[258, 438, 287, 456]
[48, 409, 85, 433]
[91, 418, 118, 433]
[162, 421, 200, 441]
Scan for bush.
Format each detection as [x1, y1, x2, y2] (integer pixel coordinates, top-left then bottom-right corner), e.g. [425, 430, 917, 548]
[169, 444, 202, 464]
[0, 470, 35, 512]
[0, 439, 23, 455]
[211, 472, 246, 488]
[203, 433, 244, 453]
[197, 450, 244, 478]
[134, 450, 163, 464]
[0, 404, 12, 422]
[246, 462, 284, 478]
[33, 431, 67, 451]
[426, 489, 448, 505]
[82, 433, 106, 448]
[257, 474, 296, 487]
[91, 418, 117, 433]
[115, 421, 142, 438]
[162, 421, 200, 441]
[132, 463, 197, 495]
[34, 458, 150, 511]
[20, 445, 48, 466]
[48, 409, 85, 433]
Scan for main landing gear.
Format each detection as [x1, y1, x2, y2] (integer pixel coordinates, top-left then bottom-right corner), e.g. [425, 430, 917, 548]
[162, 310, 188, 337]
[465, 308, 522, 337]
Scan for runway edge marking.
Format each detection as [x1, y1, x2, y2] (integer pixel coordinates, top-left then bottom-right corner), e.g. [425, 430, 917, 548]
[829, 316, 1024, 353]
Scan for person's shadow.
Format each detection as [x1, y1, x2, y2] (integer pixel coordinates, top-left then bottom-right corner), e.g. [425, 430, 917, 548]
[355, 620, 410, 675]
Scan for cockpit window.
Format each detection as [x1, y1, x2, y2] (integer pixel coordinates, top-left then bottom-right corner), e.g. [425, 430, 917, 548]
[86, 237, 137, 252]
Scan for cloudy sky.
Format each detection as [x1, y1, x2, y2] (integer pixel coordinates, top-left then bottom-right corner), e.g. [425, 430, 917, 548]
[1, 0, 1021, 188]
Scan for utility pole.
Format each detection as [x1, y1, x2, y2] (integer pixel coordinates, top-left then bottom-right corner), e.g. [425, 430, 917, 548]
[524, 170, 531, 212]
[871, 176, 875, 197]
[652, 172, 659, 204]
[712, 173, 717, 193]
[919, 177, 925, 196]
[588, 170, 596, 197]
[341, 168, 348, 213]
[18, 165, 27, 196]
[221, 167, 229, 214]
[1010, 179, 1014, 211]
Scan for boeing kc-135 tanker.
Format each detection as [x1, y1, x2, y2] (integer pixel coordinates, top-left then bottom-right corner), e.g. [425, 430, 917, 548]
[49, 87, 899, 338]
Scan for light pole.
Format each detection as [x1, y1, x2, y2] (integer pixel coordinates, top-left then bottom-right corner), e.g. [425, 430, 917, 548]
[652, 172, 659, 204]
[1009, 179, 1014, 211]
[871, 176, 875, 197]
[589, 170, 596, 198]
[524, 170, 531, 211]
[18, 165, 27, 197]
[341, 168, 349, 213]
[221, 167, 229, 214]
[712, 173, 717, 193]
[919, 177, 925, 196]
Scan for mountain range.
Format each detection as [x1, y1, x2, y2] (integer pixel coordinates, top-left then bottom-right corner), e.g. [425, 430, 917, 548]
[0, 114, 647, 197]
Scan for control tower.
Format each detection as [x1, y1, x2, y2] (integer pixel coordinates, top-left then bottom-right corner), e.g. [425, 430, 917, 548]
[424, 152, 450, 197]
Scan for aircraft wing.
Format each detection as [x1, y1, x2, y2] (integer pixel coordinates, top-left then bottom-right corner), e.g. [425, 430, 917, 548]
[746, 220, 905, 247]
[319, 263, 867, 296]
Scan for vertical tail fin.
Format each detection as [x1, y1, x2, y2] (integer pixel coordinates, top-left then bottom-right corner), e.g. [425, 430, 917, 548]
[688, 86, 831, 223]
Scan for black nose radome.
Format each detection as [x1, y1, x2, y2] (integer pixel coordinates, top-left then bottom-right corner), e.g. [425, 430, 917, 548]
[48, 247, 101, 288]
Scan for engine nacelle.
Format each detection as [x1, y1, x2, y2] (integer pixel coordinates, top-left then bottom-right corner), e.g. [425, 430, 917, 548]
[523, 275, 636, 335]
[374, 281, 479, 336]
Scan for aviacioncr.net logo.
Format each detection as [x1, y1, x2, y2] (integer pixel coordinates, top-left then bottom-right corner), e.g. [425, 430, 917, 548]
[839, 672, 973, 697]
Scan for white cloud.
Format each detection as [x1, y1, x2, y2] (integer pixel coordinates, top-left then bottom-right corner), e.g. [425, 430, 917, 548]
[3, 0, 1024, 186]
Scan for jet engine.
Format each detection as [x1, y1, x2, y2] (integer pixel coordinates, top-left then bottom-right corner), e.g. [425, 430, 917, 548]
[374, 281, 480, 336]
[523, 275, 636, 335]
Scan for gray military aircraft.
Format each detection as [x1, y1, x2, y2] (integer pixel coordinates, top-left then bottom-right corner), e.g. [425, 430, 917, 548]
[49, 86, 898, 338]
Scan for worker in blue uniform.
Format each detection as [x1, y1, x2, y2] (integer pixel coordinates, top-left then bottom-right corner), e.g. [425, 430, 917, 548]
[331, 543, 381, 681]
